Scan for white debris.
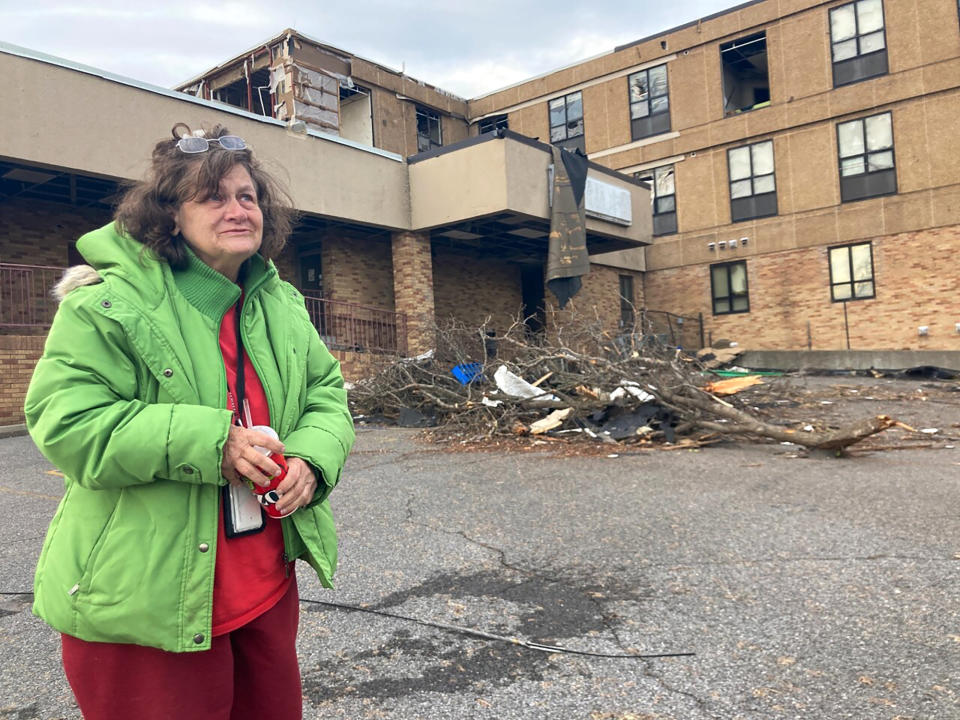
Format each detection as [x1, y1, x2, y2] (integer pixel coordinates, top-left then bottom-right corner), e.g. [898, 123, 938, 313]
[610, 380, 655, 403]
[493, 365, 560, 404]
[803, 424, 814, 432]
[920, 428, 939, 434]
[481, 396, 503, 408]
[530, 408, 573, 435]
[607, 454, 619, 458]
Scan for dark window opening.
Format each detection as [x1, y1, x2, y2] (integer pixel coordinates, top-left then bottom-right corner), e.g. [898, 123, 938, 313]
[837, 111, 896, 202]
[728, 140, 777, 222]
[211, 69, 273, 117]
[636, 165, 677, 236]
[830, 0, 888, 87]
[711, 261, 750, 315]
[521, 265, 546, 337]
[829, 242, 875, 301]
[720, 32, 770, 116]
[300, 253, 323, 296]
[549, 92, 585, 152]
[416, 106, 442, 153]
[628, 65, 670, 140]
[479, 114, 509, 134]
[619, 275, 636, 330]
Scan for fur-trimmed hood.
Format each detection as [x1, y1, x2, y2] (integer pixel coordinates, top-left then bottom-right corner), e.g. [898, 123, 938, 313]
[52, 265, 102, 302]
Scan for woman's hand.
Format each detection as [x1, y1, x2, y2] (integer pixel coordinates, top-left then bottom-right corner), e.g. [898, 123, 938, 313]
[272, 457, 318, 515]
[221, 425, 285, 487]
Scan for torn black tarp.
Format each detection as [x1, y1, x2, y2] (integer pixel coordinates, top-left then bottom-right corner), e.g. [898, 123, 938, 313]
[546, 147, 590, 309]
[586, 404, 680, 442]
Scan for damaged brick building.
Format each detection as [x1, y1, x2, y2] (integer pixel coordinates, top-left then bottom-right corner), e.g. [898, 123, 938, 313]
[2, 0, 960, 425]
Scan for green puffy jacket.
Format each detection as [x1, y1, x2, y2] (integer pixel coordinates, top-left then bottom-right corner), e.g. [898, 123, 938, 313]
[24, 222, 355, 653]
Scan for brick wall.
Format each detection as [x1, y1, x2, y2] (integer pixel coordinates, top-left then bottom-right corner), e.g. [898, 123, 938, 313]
[644, 226, 960, 351]
[0, 336, 46, 425]
[1, 197, 112, 266]
[432, 247, 523, 334]
[547, 264, 644, 336]
[322, 233, 395, 309]
[391, 231, 435, 353]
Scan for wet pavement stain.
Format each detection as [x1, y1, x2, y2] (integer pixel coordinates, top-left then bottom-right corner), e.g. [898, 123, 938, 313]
[301, 567, 651, 703]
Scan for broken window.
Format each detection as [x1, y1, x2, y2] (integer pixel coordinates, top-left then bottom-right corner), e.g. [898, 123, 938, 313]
[416, 105, 442, 153]
[830, 0, 888, 87]
[549, 91, 585, 153]
[628, 65, 670, 140]
[727, 140, 777, 222]
[479, 114, 508, 135]
[829, 242, 875, 301]
[339, 82, 373, 146]
[837, 111, 896, 202]
[619, 275, 635, 330]
[636, 165, 677, 236]
[720, 32, 769, 116]
[711, 261, 749, 315]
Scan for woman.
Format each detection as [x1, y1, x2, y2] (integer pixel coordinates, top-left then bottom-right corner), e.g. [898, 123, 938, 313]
[24, 124, 354, 719]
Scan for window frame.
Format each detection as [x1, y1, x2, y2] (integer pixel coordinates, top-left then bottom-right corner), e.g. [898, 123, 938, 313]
[719, 31, 770, 117]
[619, 274, 636, 330]
[636, 165, 678, 236]
[548, 91, 585, 152]
[415, 105, 442, 153]
[727, 139, 778, 222]
[828, 242, 876, 302]
[710, 260, 750, 316]
[836, 111, 897, 203]
[478, 114, 508, 135]
[829, 0, 889, 87]
[628, 64, 671, 140]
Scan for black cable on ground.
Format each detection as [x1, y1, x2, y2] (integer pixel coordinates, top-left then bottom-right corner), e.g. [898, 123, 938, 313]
[300, 597, 695, 660]
[1, 591, 695, 660]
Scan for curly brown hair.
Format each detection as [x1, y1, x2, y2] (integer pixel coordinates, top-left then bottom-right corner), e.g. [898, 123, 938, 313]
[115, 123, 295, 269]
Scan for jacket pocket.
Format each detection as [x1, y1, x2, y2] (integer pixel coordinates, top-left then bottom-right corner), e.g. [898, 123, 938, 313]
[74, 497, 121, 602]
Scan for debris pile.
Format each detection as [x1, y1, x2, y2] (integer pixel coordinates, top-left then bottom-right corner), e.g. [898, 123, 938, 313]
[348, 319, 903, 452]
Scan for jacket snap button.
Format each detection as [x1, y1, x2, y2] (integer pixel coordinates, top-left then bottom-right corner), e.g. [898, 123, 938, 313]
[163, 368, 174, 377]
[193, 633, 204, 644]
[198, 543, 209, 553]
[101, 300, 112, 308]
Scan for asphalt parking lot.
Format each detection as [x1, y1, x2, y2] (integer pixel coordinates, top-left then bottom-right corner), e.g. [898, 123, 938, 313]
[1, 414, 958, 719]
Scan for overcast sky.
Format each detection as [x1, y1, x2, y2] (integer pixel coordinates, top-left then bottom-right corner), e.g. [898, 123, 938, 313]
[2, 1, 740, 98]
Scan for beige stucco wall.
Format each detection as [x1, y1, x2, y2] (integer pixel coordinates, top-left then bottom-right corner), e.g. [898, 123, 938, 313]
[2, 51, 411, 231]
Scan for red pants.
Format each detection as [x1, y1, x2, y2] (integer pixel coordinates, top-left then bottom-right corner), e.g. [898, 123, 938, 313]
[61, 576, 302, 720]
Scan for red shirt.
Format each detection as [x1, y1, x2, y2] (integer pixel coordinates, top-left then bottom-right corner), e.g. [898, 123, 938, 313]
[212, 301, 292, 636]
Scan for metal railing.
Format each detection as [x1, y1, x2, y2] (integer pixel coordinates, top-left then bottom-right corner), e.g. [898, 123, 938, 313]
[0, 263, 64, 329]
[621, 309, 704, 351]
[642, 309, 704, 350]
[0, 264, 409, 355]
[303, 295, 408, 356]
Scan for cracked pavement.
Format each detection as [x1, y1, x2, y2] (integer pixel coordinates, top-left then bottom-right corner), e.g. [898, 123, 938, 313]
[1, 424, 959, 719]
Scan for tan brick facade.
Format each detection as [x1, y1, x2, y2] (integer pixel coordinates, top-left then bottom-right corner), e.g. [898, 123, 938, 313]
[391, 231, 435, 353]
[645, 226, 960, 351]
[473, 0, 960, 352]
[432, 247, 523, 333]
[0, 335, 46, 425]
[1, 197, 112, 266]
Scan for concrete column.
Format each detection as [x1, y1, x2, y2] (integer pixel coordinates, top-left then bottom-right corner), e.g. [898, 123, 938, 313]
[391, 230, 435, 354]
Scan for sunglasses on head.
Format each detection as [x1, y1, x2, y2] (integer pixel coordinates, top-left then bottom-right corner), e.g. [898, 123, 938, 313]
[176, 135, 247, 154]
